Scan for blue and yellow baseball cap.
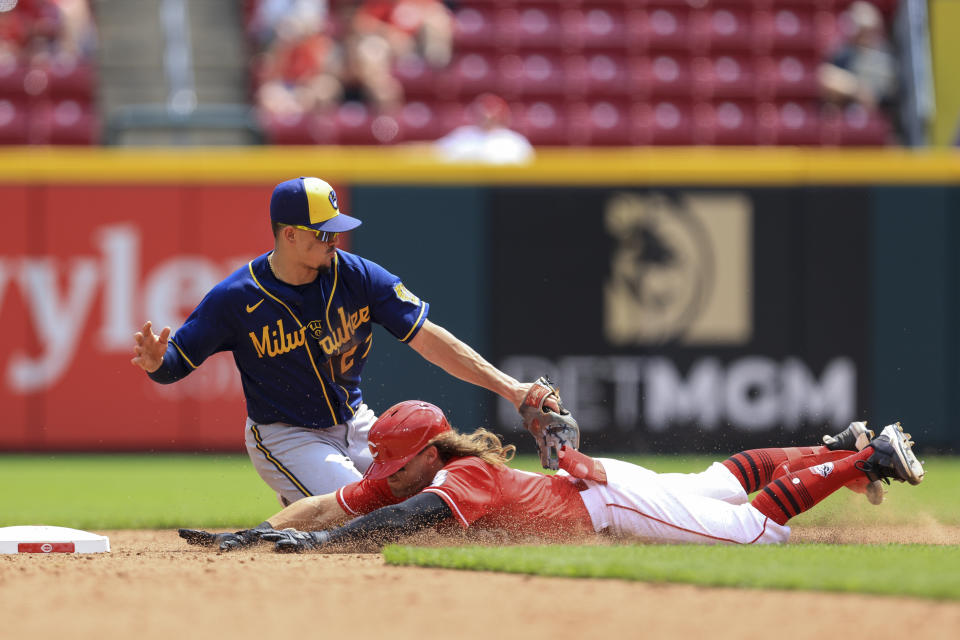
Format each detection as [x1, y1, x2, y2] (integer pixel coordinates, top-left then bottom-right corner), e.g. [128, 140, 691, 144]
[270, 177, 362, 233]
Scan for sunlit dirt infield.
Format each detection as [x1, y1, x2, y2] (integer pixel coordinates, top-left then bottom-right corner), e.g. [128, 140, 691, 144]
[3, 527, 959, 640]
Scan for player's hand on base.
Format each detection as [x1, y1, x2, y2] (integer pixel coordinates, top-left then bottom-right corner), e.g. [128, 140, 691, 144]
[131, 321, 170, 373]
[261, 529, 330, 553]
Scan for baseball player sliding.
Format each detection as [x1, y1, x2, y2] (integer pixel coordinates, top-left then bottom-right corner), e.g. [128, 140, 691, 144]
[132, 176, 554, 506]
[179, 382, 924, 552]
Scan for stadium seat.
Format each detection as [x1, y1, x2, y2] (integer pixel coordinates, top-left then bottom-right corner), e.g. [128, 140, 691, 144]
[754, 7, 820, 54]
[696, 6, 755, 53]
[694, 54, 757, 99]
[565, 53, 632, 99]
[436, 51, 501, 99]
[757, 54, 820, 99]
[499, 53, 567, 98]
[634, 5, 694, 52]
[44, 100, 99, 146]
[45, 59, 96, 101]
[500, 5, 565, 51]
[258, 109, 337, 145]
[397, 101, 449, 141]
[632, 100, 696, 145]
[0, 98, 30, 145]
[637, 54, 696, 98]
[568, 100, 631, 146]
[392, 56, 438, 99]
[563, 5, 630, 52]
[822, 103, 892, 146]
[334, 102, 402, 145]
[695, 100, 758, 145]
[513, 100, 570, 145]
[756, 100, 822, 146]
[452, 5, 500, 51]
[0, 57, 27, 99]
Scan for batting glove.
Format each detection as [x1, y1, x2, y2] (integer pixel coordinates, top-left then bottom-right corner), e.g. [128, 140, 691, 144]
[261, 529, 331, 553]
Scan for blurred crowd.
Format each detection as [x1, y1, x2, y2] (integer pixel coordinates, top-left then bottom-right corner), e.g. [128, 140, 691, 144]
[0, 0, 98, 144]
[249, 0, 454, 117]
[0, 0, 96, 72]
[0, 0, 916, 148]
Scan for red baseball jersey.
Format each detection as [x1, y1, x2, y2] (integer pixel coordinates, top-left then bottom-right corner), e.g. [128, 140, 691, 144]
[336, 457, 594, 539]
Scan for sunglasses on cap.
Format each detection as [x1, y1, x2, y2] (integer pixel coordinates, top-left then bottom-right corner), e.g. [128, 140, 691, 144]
[287, 224, 340, 242]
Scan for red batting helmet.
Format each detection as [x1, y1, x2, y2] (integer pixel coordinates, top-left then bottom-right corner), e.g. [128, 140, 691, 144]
[364, 400, 452, 480]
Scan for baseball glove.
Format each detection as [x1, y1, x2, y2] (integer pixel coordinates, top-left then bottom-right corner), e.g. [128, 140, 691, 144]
[519, 376, 580, 471]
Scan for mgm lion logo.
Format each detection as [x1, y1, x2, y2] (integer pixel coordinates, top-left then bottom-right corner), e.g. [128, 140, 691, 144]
[604, 192, 752, 346]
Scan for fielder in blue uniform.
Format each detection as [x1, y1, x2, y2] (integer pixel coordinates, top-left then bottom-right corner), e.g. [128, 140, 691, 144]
[132, 176, 544, 505]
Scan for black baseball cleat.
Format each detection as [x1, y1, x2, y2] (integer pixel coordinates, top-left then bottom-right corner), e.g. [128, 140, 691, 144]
[857, 423, 925, 486]
[822, 421, 874, 451]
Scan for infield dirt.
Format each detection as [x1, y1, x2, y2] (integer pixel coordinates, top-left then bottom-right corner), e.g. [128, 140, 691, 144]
[3, 527, 959, 640]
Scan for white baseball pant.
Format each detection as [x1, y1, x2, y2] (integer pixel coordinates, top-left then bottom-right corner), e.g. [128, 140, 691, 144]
[245, 404, 377, 506]
[577, 458, 791, 544]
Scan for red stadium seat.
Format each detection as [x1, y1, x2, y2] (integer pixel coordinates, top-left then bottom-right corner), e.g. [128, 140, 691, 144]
[568, 100, 631, 146]
[0, 57, 27, 99]
[637, 54, 696, 98]
[44, 99, 99, 146]
[499, 53, 567, 99]
[437, 52, 500, 99]
[822, 103, 892, 146]
[565, 53, 632, 99]
[0, 98, 30, 145]
[694, 54, 757, 99]
[634, 5, 694, 53]
[500, 5, 565, 51]
[45, 59, 95, 101]
[757, 54, 820, 100]
[756, 101, 822, 146]
[397, 101, 449, 141]
[633, 100, 696, 145]
[697, 6, 755, 53]
[334, 102, 402, 145]
[452, 5, 500, 51]
[513, 100, 570, 145]
[563, 5, 630, 51]
[258, 109, 337, 145]
[694, 100, 758, 145]
[392, 56, 438, 98]
[754, 7, 821, 54]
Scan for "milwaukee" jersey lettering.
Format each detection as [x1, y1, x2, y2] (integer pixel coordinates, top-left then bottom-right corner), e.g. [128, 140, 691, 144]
[248, 306, 371, 359]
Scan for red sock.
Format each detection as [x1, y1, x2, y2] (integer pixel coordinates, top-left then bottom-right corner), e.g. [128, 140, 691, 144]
[721, 446, 846, 494]
[750, 448, 873, 525]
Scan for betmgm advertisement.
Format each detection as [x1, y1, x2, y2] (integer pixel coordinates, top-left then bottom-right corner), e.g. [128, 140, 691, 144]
[491, 187, 869, 453]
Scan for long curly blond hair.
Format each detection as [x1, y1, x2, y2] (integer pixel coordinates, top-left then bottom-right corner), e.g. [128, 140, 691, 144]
[428, 428, 516, 467]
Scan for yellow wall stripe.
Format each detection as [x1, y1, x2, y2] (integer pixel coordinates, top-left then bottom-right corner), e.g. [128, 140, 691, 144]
[250, 424, 312, 498]
[247, 260, 340, 424]
[1, 147, 959, 185]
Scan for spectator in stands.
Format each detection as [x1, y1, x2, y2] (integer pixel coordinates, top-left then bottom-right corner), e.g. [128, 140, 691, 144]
[818, 1, 898, 118]
[434, 93, 534, 165]
[340, 0, 453, 111]
[247, 0, 328, 55]
[254, 5, 344, 117]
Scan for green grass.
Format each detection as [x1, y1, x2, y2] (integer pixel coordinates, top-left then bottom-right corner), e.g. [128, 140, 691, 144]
[0, 453, 957, 529]
[383, 543, 960, 600]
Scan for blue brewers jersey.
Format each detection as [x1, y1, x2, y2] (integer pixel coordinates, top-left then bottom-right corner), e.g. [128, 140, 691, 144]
[149, 250, 429, 428]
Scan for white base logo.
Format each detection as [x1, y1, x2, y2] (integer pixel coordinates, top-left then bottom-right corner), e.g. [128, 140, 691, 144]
[811, 462, 834, 478]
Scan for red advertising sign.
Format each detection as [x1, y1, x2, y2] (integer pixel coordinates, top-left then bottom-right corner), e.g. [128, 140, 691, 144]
[0, 183, 349, 451]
